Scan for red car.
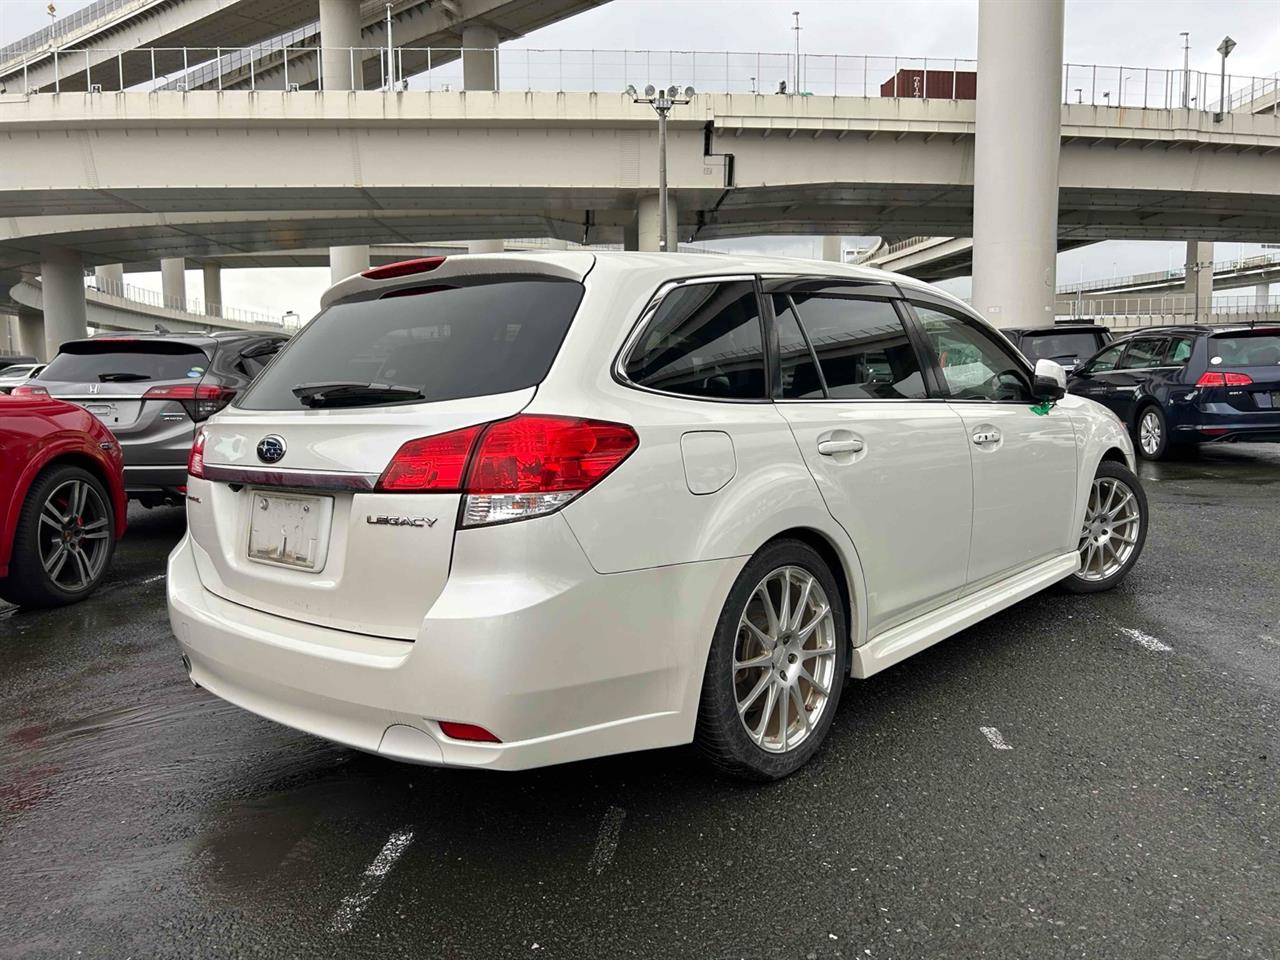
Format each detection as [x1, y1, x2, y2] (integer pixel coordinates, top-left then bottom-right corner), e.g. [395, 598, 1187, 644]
[0, 394, 127, 607]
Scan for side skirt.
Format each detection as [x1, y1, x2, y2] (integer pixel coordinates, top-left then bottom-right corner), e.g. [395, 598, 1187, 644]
[850, 552, 1080, 680]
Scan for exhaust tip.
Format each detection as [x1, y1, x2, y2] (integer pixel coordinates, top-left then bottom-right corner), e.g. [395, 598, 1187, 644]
[180, 654, 198, 688]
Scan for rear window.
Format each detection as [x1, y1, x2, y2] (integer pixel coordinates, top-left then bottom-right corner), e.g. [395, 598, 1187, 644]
[237, 278, 583, 410]
[1209, 333, 1280, 366]
[1019, 332, 1104, 363]
[39, 341, 210, 383]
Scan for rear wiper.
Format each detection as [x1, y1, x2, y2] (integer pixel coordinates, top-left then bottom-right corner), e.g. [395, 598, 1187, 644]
[97, 372, 149, 382]
[292, 381, 425, 407]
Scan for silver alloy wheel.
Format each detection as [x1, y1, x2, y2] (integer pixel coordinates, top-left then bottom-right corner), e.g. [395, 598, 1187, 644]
[1139, 410, 1162, 456]
[733, 565, 838, 754]
[37, 479, 111, 592]
[1076, 475, 1142, 582]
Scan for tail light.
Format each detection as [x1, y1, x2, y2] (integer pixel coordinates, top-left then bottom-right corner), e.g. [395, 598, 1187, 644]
[144, 383, 236, 421]
[187, 428, 206, 479]
[11, 384, 49, 397]
[1195, 371, 1253, 387]
[376, 414, 639, 527]
[361, 256, 446, 280]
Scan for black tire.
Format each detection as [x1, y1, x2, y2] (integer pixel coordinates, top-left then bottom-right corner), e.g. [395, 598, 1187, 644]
[1061, 459, 1148, 594]
[1133, 403, 1172, 461]
[695, 539, 848, 781]
[0, 464, 116, 609]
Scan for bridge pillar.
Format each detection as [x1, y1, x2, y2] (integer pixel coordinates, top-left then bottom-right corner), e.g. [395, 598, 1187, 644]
[319, 0, 364, 92]
[638, 194, 677, 252]
[330, 245, 371, 285]
[467, 240, 504, 254]
[17, 307, 45, 361]
[462, 25, 500, 92]
[202, 263, 223, 316]
[41, 248, 88, 360]
[971, 0, 1064, 328]
[1184, 241, 1214, 320]
[1256, 283, 1271, 308]
[545, 239, 569, 250]
[821, 237, 843, 263]
[161, 258, 187, 310]
[93, 263, 123, 293]
[623, 219, 639, 252]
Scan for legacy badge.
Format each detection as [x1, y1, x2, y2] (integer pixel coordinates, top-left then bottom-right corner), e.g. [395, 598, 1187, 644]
[366, 515, 438, 528]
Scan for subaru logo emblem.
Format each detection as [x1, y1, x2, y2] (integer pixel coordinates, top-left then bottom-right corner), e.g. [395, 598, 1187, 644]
[256, 435, 286, 464]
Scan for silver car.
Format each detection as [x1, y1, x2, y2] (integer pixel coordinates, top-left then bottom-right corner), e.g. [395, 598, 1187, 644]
[23, 332, 286, 505]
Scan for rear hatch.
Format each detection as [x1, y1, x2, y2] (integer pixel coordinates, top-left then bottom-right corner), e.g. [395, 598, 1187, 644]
[1203, 330, 1280, 414]
[1017, 329, 1108, 372]
[187, 261, 589, 640]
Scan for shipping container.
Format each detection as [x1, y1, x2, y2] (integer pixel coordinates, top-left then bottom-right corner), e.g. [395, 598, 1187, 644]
[880, 69, 977, 100]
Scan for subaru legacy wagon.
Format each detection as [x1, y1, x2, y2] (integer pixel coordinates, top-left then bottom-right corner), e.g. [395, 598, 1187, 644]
[168, 253, 1147, 780]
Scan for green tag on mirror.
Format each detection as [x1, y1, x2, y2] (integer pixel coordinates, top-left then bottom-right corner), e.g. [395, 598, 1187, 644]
[1029, 400, 1055, 416]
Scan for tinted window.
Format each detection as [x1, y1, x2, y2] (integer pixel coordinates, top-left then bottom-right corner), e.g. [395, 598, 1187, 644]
[772, 295, 824, 399]
[239, 279, 583, 410]
[1085, 343, 1125, 373]
[913, 305, 1030, 401]
[40, 342, 210, 383]
[1123, 338, 1168, 369]
[625, 282, 766, 399]
[1020, 331, 1104, 364]
[1210, 333, 1280, 365]
[789, 295, 926, 400]
[1167, 337, 1194, 365]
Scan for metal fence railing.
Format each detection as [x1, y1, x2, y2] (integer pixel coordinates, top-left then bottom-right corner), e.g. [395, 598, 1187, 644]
[5, 45, 1279, 119]
[0, 0, 146, 61]
[88, 277, 292, 329]
[1058, 293, 1280, 323]
[1058, 251, 1280, 295]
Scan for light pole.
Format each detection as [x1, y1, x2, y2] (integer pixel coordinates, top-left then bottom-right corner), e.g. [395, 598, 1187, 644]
[627, 83, 695, 252]
[1074, 87, 1082, 104]
[1214, 35, 1235, 122]
[1179, 31, 1190, 108]
[385, 3, 395, 91]
[791, 11, 801, 95]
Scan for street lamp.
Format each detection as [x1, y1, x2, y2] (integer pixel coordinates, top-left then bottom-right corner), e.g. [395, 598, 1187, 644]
[1102, 91, 1111, 106]
[1214, 35, 1236, 122]
[1074, 87, 1082, 104]
[626, 83, 695, 252]
[1179, 32, 1190, 108]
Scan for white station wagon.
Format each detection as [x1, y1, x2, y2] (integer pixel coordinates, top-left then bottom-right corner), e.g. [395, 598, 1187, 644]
[168, 252, 1148, 779]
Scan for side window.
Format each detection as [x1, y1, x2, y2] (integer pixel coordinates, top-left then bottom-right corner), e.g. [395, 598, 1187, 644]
[772, 295, 825, 399]
[912, 305, 1031, 402]
[1166, 337, 1193, 366]
[235, 338, 284, 378]
[788, 295, 927, 400]
[624, 281, 766, 399]
[1123, 338, 1168, 369]
[1085, 343, 1124, 373]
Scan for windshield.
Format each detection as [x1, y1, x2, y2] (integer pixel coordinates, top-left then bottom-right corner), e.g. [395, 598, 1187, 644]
[237, 278, 584, 410]
[1209, 333, 1280, 366]
[39, 342, 211, 383]
[1020, 332, 1104, 362]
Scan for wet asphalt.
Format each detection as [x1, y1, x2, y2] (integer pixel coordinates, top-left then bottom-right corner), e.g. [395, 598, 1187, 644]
[1, 447, 1278, 960]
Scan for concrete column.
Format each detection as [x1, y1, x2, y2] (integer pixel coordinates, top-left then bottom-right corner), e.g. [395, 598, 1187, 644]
[1184, 241, 1214, 320]
[545, 238, 569, 250]
[160, 258, 187, 310]
[462, 24, 499, 92]
[318, 0, 364, 91]
[40, 248, 88, 360]
[638, 193, 678, 252]
[623, 219, 640, 252]
[970, 0, 1065, 328]
[1256, 282, 1271, 307]
[202, 263, 223, 317]
[467, 239, 504, 254]
[93, 263, 123, 293]
[821, 236, 843, 263]
[330, 244, 371, 285]
[17, 308, 45, 361]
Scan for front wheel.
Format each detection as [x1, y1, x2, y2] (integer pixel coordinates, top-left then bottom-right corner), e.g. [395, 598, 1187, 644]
[695, 539, 848, 780]
[1062, 460, 1148, 594]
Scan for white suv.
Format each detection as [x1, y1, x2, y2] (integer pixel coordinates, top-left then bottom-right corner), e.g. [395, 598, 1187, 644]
[168, 252, 1147, 780]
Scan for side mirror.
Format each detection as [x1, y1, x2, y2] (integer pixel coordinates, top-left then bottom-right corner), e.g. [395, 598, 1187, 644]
[1032, 358, 1067, 400]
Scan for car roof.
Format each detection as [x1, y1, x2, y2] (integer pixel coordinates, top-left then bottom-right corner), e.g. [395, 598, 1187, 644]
[1006, 324, 1109, 334]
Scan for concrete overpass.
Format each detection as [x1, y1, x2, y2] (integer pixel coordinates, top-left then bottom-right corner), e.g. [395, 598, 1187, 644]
[1057, 249, 1280, 297]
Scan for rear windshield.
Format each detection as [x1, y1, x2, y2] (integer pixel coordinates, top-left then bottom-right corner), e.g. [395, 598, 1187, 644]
[1209, 333, 1280, 366]
[39, 341, 210, 383]
[237, 278, 584, 410]
[1019, 332, 1104, 363]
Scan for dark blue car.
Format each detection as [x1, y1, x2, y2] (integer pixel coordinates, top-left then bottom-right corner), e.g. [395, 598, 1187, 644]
[1068, 325, 1280, 460]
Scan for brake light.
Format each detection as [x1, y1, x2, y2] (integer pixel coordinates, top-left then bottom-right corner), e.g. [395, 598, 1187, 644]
[187, 428, 206, 478]
[1196, 371, 1253, 387]
[144, 383, 236, 421]
[11, 384, 49, 396]
[361, 257, 446, 280]
[437, 721, 501, 743]
[375, 415, 639, 527]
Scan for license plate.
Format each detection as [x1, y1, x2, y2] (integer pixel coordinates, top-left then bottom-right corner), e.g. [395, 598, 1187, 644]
[246, 491, 333, 572]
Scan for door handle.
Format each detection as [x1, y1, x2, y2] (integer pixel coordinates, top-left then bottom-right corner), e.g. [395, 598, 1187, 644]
[971, 430, 1001, 445]
[817, 438, 864, 456]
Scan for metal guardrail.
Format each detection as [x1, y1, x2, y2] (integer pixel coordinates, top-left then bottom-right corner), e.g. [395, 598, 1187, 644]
[5, 45, 1279, 118]
[1058, 293, 1280, 320]
[88, 277, 293, 329]
[1059, 251, 1280, 295]
[0, 0, 145, 60]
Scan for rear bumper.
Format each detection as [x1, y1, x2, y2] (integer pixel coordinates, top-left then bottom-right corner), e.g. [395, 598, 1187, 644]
[123, 463, 188, 495]
[1171, 407, 1280, 445]
[167, 520, 743, 771]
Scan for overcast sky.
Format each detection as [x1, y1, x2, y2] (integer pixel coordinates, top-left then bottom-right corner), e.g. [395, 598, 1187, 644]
[2, 0, 1276, 316]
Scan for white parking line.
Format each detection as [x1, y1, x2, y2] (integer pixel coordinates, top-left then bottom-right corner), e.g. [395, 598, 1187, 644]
[1119, 627, 1173, 653]
[586, 805, 626, 875]
[979, 726, 1013, 751]
[329, 829, 415, 933]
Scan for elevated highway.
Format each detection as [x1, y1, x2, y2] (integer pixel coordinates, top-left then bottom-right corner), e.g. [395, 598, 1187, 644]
[1058, 250, 1280, 297]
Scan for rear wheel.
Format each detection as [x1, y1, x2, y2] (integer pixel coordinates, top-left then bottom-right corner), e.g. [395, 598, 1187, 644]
[1062, 460, 1148, 594]
[0, 465, 116, 608]
[695, 539, 848, 780]
[1134, 404, 1171, 461]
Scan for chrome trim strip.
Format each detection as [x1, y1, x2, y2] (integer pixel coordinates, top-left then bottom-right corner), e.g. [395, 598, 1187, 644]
[203, 464, 378, 491]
